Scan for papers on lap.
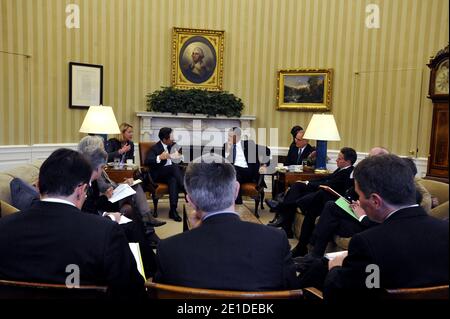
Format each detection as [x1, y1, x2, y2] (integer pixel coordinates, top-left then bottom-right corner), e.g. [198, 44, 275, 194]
[129, 243, 146, 280]
[335, 197, 359, 221]
[108, 183, 136, 203]
[325, 250, 348, 260]
[319, 185, 359, 221]
[102, 212, 133, 224]
[131, 179, 142, 187]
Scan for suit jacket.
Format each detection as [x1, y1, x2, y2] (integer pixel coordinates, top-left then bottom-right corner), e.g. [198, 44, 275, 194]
[323, 206, 449, 300]
[222, 140, 271, 182]
[83, 179, 119, 214]
[308, 166, 354, 196]
[285, 143, 314, 166]
[0, 201, 144, 296]
[154, 213, 299, 291]
[144, 141, 181, 180]
[105, 138, 135, 163]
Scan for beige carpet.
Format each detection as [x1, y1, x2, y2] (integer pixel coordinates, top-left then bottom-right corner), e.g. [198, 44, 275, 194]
[151, 197, 298, 249]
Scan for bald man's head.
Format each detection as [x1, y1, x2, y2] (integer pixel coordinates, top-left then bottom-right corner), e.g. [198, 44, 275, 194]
[369, 146, 390, 157]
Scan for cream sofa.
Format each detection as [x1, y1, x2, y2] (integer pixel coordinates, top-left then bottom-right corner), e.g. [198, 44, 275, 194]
[0, 162, 42, 217]
[293, 178, 449, 252]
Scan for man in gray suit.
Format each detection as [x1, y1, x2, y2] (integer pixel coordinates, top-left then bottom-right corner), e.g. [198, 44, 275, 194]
[155, 157, 299, 291]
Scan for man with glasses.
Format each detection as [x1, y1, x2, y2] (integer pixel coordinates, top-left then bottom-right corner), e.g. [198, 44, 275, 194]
[0, 149, 144, 297]
[285, 126, 314, 166]
[268, 147, 356, 244]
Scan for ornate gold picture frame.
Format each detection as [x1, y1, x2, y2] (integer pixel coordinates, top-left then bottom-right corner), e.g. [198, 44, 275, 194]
[172, 27, 224, 91]
[277, 69, 333, 111]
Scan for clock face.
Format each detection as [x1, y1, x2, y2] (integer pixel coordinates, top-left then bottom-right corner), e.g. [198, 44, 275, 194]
[434, 59, 449, 94]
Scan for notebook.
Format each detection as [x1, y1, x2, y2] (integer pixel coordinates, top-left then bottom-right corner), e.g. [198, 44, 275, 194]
[128, 243, 146, 280]
[108, 184, 136, 203]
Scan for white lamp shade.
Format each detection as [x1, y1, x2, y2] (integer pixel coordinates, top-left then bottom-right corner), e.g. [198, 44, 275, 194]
[303, 114, 341, 141]
[79, 105, 121, 134]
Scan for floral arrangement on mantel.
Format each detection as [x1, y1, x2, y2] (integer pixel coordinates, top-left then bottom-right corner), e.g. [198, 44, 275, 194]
[146, 87, 244, 117]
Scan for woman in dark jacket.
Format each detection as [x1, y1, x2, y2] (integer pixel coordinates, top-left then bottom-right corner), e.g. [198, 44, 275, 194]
[106, 122, 135, 163]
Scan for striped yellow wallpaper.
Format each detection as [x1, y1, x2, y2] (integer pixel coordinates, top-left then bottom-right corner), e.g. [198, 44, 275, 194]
[0, 0, 448, 157]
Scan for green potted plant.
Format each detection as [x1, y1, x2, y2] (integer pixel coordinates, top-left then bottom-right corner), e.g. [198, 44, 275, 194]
[146, 87, 244, 117]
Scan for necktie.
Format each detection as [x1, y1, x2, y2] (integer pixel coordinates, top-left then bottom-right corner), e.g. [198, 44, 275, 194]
[232, 144, 237, 164]
[296, 148, 302, 164]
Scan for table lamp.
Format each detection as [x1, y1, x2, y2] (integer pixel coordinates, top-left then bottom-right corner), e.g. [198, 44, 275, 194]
[303, 114, 341, 172]
[79, 105, 121, 136]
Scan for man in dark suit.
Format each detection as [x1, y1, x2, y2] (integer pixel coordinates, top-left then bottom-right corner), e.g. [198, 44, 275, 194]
[285, 125, 314, 166]
[154, 158, 299, 291]
[0, 149, 144, 297]
[269, 147, 356, 243]
[144, 127, 184, 222]
[222, 127, 270, 204]
[298, 154, 449, 300]
[304, 147, 390, 258]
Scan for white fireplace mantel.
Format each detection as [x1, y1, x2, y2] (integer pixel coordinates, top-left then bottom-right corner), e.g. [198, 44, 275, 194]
[136, 112, 256, 146]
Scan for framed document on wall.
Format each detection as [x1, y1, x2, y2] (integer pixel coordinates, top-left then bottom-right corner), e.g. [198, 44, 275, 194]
[69, 62, 103, 109]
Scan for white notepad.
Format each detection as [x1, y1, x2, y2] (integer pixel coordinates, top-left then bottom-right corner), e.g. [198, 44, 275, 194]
[129, 242, 146, 280]
[325, 250, 348, 261]
[108, 184, 136, 203]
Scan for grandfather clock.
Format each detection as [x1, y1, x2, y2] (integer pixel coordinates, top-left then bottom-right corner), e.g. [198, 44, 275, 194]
[426, 44, 449, 181]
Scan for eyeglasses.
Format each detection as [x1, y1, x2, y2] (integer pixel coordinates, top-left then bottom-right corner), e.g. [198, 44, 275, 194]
[77, 183, 90, 193]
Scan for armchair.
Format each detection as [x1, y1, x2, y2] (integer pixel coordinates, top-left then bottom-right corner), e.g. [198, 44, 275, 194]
[145, 280, 303, 299]
[383, 285, 449, 300]
[138, 142, 170, 217]
[0, 279, 107, 299]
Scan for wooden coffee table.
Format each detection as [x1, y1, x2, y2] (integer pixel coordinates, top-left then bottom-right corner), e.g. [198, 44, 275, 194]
[104, 165, 138, 183]
[272, 170, 331, 196]
[183, 204, 262, 232]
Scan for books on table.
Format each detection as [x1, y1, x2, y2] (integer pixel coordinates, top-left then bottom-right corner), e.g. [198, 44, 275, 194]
[108, 183, 136, 203]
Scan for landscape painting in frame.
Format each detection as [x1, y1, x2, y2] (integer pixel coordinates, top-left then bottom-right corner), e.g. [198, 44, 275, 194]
[277, 69, 332, 111]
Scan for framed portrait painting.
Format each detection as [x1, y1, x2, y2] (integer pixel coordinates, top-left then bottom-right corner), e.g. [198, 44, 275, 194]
[277, 69, 333, 111]
[172, 27, 224, 91]
[69, 62, 103, 109]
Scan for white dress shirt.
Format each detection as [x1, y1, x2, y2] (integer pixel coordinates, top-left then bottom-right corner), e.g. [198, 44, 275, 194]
[156, 143, 172, 166]
[41, 198, 76, 207]
[225, 142, 248, 168]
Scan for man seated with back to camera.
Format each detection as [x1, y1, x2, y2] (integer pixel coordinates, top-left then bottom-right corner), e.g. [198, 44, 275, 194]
[144, 127, 185, 222]
[154, 156, 299, 290]
[268, 147, 356, 244]
[0, 149, 144, 297]
[296, 154, 449, 300]
[222, 127, 271, 204]
[301, 148, 432, 260]
[290, 146, 388, 259]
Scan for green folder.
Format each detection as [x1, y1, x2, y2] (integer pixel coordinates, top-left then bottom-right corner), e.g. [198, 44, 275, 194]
[335, 197, 359, 221]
